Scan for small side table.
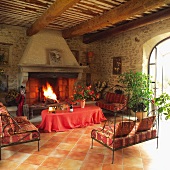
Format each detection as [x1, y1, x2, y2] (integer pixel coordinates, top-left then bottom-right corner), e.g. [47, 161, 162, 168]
[29, 104, 48, 120]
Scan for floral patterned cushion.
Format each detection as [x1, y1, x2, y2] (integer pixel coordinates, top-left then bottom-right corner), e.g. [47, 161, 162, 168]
[136, 115, 156, 132]
[115, 121, 135, 137]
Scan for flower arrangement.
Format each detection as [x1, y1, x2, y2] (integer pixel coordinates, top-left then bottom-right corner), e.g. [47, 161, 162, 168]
[73, 84, 96, 101]
[94, 81, 107, 93]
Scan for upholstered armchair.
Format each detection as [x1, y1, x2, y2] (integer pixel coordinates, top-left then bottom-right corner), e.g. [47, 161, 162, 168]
[0, 103, 40, 160]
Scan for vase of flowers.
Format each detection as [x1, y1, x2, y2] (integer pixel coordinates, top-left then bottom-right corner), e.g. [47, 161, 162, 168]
[73, 84, 96, 108]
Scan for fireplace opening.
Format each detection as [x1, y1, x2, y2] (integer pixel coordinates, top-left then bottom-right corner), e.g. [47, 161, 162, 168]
[25, 72, 77, 105]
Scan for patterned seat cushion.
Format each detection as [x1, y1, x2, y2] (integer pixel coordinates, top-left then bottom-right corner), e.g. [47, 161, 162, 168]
[136, 115, 156, 132]
[91, 118, 157, 149]
[96, 92, 128, 112]
[115, 121, 135, 137]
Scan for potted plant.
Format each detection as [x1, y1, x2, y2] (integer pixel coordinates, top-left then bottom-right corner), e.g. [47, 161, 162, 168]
[154, 93, 170, 120]
[118, 70, 154, 119]
[73, 83, 96, 108]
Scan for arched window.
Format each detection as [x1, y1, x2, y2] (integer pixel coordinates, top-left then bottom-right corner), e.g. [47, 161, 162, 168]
[149, 37, 170, 97]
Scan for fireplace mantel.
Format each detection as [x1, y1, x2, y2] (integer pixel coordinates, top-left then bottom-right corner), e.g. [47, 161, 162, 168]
[19, 64, 87, 73]
[18, 64, 87, 87]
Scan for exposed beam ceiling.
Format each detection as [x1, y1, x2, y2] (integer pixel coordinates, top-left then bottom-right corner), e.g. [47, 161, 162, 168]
[62, 0, 170, 38]
[26, 0, 81, 36]
[83, 7, 170, 43]
[1, 0, 170, 43]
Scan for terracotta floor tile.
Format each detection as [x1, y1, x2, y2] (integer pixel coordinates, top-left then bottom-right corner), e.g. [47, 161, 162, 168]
[80, 161, 103, 170]
[3, 144, 25, 151]
[77, 137, 91, 145]
[7, 152, 31, 163]
[88, 145, 107, 154]
[123, 156, 143, 168]
[15, 163, 39, 170]
[103, 154, 123, 165]
[123, 166, 143, 170]
[67, 131, 83, 138]
[41, 141, 60, 148]
[48, 135, 66, 142]
[41, 157, 63, 168]
[33, 147, 54, 156]
[102, 163, 123, 170]
[85, 152, 105, 163]
[37, 166, 57, 170]
[23, 154, 47, 165]
[0, 117, 169, 170]
[71, 127, 86, 134]
[1, 150, 16, 160]
[56, 142, 75, 151]
[0, 160, 20, 170]
[59, 158, 83, 170]
[72, 144, 90, 153]
[123, 146, 141, 157]
[67, 151, 87, 161]
[62, 136, 79, 144]
[18, 145, 38, 154]
[49, 149, 70, 158]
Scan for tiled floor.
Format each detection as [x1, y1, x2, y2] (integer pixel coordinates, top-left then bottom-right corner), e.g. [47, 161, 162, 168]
[0, 115, 170, 170]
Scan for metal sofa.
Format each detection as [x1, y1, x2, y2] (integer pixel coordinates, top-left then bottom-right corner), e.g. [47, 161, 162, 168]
[96, 92, 128, 112]
[0, 103, 40, 160]
[91, 105, 159, 164]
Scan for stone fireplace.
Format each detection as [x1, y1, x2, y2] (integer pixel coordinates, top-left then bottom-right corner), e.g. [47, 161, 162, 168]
[18, 29, 86, 105]
[21, 66, 83, 105]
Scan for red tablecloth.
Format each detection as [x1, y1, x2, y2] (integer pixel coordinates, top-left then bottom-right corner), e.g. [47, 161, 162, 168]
[38, 105, 107, 132]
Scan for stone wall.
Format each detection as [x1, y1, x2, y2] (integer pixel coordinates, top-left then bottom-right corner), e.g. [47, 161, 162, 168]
[0, 25, 28, 90]
[67, 18, 170, 90]
[1, 17, 170, 93]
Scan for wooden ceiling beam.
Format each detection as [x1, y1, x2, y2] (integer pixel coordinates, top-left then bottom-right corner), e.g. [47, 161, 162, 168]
[62, 0, 170, 38]
[83, 7, 170, 44]
[26, 0, 81, 36]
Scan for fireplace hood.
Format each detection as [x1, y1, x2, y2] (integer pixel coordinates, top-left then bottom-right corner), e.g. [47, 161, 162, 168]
[18, 29, 86, 86]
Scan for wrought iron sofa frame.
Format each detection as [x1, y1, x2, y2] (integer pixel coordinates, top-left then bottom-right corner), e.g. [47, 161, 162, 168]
[0, 104, 40, 160]
[91, 106, 159, 164]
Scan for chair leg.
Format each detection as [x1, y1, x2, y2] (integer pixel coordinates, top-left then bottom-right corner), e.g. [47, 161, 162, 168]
[0, 146, 1, 160]
[38, 141, 40, 151]
[91, 138, 93, 149]
[112, 149, 114, 164]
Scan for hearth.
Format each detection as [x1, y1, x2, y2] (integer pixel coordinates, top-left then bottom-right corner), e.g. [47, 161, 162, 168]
[25, 72, 78, 105]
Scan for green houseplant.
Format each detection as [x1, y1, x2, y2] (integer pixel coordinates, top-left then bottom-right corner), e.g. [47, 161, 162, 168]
[154, 93, 170, 120]
[118, 70, 154, 118]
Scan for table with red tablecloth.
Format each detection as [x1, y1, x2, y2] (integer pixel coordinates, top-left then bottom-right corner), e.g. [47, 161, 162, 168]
[38, 105, 107, 132]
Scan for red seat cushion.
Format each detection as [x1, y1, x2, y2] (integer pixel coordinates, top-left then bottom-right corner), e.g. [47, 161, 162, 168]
[136, 115, 156, 132]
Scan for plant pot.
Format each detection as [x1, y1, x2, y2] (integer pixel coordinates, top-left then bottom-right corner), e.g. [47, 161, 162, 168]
[136, 111, 148, 120]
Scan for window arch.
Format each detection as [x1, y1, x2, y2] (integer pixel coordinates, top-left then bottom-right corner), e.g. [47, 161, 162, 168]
[149, 37, 170, 97]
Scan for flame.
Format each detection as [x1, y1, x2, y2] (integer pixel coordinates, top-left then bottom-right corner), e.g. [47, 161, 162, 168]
[42, 82, 57, 101]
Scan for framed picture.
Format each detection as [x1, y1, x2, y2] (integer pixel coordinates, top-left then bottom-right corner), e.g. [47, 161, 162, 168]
[113, 57, 122, 74]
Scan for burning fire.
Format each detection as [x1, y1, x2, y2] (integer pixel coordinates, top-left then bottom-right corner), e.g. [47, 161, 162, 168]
[42, 82, 58, 102]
